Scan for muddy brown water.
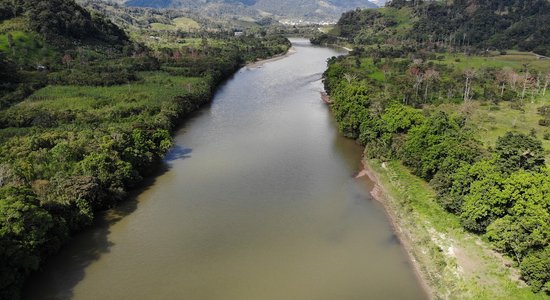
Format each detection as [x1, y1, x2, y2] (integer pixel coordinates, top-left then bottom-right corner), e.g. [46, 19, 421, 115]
[23, 39, 427, 300]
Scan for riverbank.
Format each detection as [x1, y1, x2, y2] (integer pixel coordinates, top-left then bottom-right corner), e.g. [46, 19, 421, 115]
[355, 161, 434, 299]
[357, 159, 546, 299]
[8, 39, 292, 299]
[22, 39, 427, 300]
[246, 46, 297, 68]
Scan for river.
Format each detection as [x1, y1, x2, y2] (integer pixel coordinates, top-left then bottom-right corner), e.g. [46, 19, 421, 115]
[23, 39, 426, 300]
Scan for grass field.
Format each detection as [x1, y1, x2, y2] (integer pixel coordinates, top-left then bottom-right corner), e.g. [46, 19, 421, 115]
[435, 52, 550, 72]
[432, 95, 550, 160]
[472, 101, 550, 153]
[25, 72, 206, 112]
[0, 72, 208, 141]
[0, 18, 57, 65]
[173, 17, 200, 30]
[379, 6, 415, 36]
[368, 159, 549, 299]
[150, 23, 177, 31]
[150, 17, 200, 32]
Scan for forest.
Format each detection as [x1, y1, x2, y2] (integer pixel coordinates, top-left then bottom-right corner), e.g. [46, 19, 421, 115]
[0, 0, 290, 298]
[314, 0, 550, 56]
[317, 0, 550, 295]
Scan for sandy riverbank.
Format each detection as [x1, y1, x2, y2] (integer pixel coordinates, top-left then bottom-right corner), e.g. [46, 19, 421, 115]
[246, 47, 297, 69]
[355, 161, 435, 299]
[322, 90, 433, 297]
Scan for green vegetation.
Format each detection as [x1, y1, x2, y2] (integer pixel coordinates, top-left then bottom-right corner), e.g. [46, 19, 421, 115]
[370, 159, 549, 299]
[122, 0, 378, 23]
[314, 0, 550, 56]
[173, 17, 200, 30]
[318, 0, 550, 297]
[0, 0, 290, 298]
[149, 17, 200, 31]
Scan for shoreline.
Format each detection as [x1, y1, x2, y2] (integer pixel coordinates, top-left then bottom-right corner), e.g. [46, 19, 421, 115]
[354, 158, 538, 299]
[355, 160, 435, 299]
[332, 98, 534, 298]
[323, 92, 433, 297]
[246, 46, 297, 69]
[19, 46, 296, 299]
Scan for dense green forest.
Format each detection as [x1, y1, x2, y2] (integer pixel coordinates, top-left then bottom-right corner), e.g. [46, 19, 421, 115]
[316, 0, 550, 295]
[0, 0, 290, 298]
[314, 0, 550, 56]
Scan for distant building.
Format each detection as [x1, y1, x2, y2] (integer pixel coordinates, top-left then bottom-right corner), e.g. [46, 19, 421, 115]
[234, 31, 244, 37]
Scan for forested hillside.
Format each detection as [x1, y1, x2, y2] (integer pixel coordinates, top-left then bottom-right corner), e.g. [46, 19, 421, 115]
[315, 0, 550, 297]
[0, 1, 290, 298]
[0, 0, 132, 108]
[315, 0, 550, 56]
[102, 0, 378, 22]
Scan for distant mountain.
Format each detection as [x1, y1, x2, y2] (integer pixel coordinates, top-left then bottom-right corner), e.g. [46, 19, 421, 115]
[370, 0, 386, 7]
[119, 0, 378, 22]
[253, 0, 378, 21]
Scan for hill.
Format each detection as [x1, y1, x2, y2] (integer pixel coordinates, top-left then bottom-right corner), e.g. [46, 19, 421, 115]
[110, 0, 378, 22]
[315, 0, 550, 55]
[0, 0, 131, 108]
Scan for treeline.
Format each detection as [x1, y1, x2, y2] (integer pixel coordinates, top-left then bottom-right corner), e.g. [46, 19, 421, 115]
[0, 0, 291, 109]
[314, 0, 550, 56]
[0, 35, 289, 299]
[323, 50, 550, 293]
[323, 46, 550, 109]
[0, 0, 291, 298]
[316, 0, 550, 294]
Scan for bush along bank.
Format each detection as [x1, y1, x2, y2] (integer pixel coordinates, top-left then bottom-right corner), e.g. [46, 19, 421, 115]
[322, 51, 550, 297]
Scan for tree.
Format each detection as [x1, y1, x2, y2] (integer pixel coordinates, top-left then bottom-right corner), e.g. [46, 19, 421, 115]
[460, 170, 506, 233]
[439, 158, 500, 214]
[382, 103, 425, 134]
[172, 50, 182, 61]
[7, 33, 13, 50]
[543, 73, 550, 97]
[495, 69, 510, 97]
[408, 62, 424, 100]
[486, 171, 550, 263]
[423, 69, 439, 101]
[0, 187, 54, 299]
[463, 69, 476, 102]
[9, 0, 18, 18]
[330, 82, 371, 139]
[62, 53, 73, 68]
[495, 132, 545, 173]
[400, 111, 479, 180]
[520, 247, 550, 292]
